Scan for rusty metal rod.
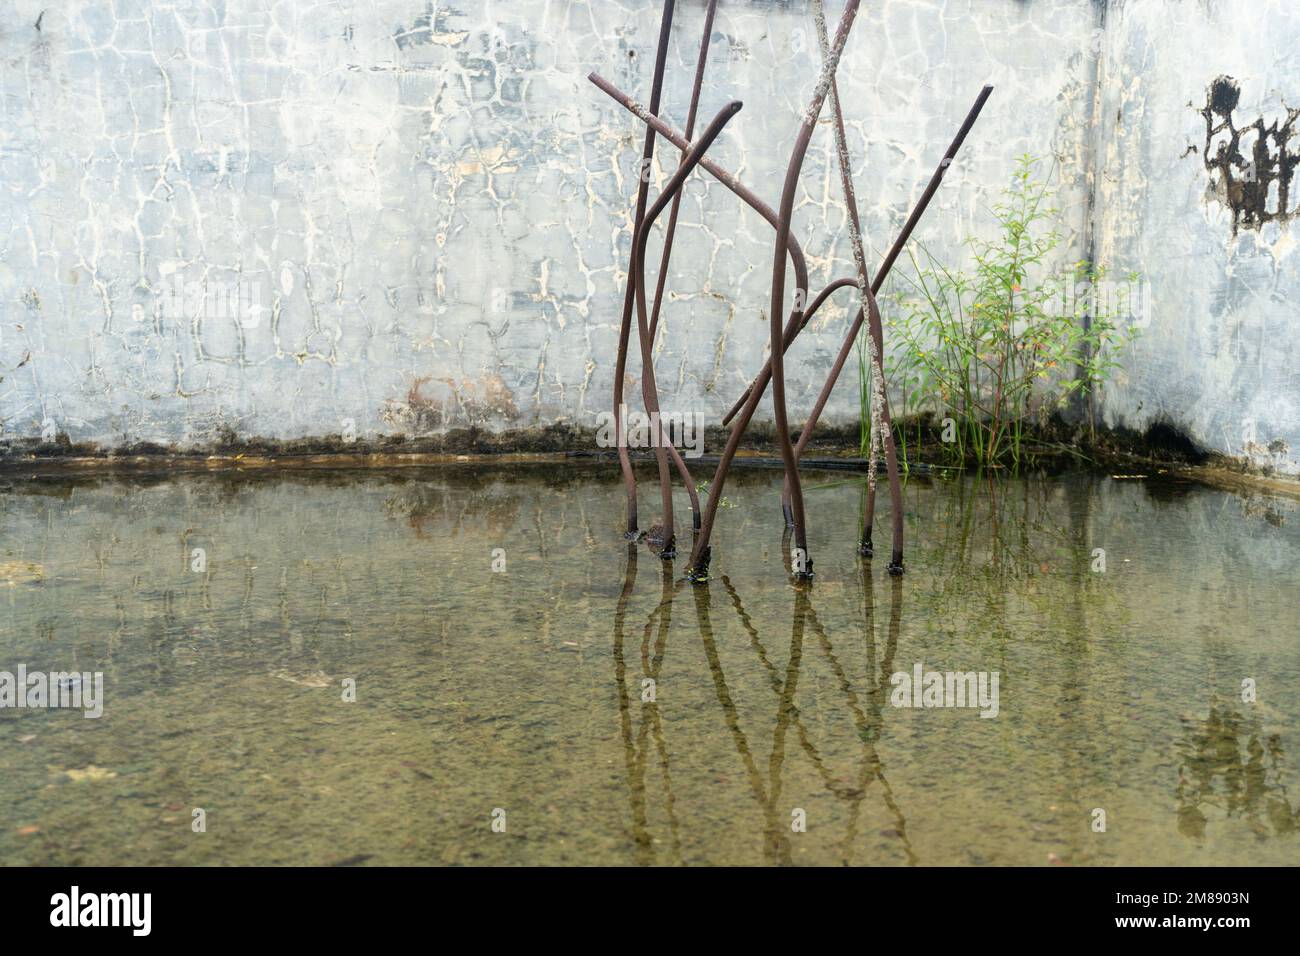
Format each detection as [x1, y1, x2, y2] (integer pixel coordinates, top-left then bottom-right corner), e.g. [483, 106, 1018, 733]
[772, 277, 858, 526]
[633, 101, 744, 558]
[612, 0, 677, 538]
[789, 84, 993, 570]
[589, 72, 809, 303]
[665, 426, 703, 531]
[591, 69, 812, 538]
[769, 0, 893, 560]
[808, 0, 896, 567]
[640, 0, 719, 534]
[648, 0, 719, 343]
[719, 84, 995, 433]
[802, 277, 859, 327]
[721, 276, 856, 432]
[688, 0, 861, 583]
[763, 0, 862, 579]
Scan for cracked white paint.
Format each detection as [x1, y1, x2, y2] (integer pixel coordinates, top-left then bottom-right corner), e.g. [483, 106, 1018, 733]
[0, 0, 1293, 474]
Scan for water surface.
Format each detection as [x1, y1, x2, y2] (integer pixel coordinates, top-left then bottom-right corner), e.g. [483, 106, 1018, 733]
[1, 464, 1297, 865]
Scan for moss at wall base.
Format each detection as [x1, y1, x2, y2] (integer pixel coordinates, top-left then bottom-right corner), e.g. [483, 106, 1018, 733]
[1, 418, 1296, 501]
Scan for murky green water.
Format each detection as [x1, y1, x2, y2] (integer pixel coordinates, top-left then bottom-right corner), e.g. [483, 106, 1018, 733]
[1, 464, 1297, 866]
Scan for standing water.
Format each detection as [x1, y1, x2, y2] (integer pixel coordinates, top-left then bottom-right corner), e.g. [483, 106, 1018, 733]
[1, 465, 1296, 865]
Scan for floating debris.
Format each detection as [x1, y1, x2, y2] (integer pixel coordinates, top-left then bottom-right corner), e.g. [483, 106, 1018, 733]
[59, 765, 119, 784]
[271, 669, 334, 689]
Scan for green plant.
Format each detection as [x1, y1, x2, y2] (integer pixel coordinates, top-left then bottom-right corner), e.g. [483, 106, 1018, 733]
[855, 317, 922, 474]
[879, 154, 1138, 467]
[695, 480, 736, 510]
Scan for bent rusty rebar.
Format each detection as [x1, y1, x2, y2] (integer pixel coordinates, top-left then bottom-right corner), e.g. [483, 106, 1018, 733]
[591, 69, 813, 538]
[588, 72, 810, 303]
[802, 277, 860, 328]
[612, 0, 676, 539]
[768, 0, 900, 570]
[789, 84, 994, 569]
[648, 0, 719, 343]
[593, 3, 992, 585]
[719, 85, 996, 434]
[633, 101, 745, 558]
[640, 1, 719, 535]
[720, 275, 856, 431]
[687, 0, 861, 583]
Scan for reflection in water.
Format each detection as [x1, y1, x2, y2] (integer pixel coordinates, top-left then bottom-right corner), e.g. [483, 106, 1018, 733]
[613, 544, 687, 865]
[385, 480, 522, 540]
[615, 536, 941, 865]
[604, 468, 1298, 865]
[1177, 702, 1298, 840]
[0, 466, 1296, 865]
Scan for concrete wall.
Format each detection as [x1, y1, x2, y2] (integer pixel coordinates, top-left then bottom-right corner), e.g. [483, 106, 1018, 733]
[1091, 0, 1300, 475]
[0, 1, 1295, 474]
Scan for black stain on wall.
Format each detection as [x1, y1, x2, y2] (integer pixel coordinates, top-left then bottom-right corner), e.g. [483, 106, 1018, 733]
[1199, 75, 1300, 235]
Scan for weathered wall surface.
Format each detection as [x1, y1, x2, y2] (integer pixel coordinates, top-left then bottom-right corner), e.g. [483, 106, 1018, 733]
[1091, 0, 1300, 476]
[0, 0, 1097, 449]
[0, 1, 1294, 474]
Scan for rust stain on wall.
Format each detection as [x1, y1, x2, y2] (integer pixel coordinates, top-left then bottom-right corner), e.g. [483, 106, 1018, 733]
[1199, 75, 1300, 235]
[381, 374, 520, 433]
